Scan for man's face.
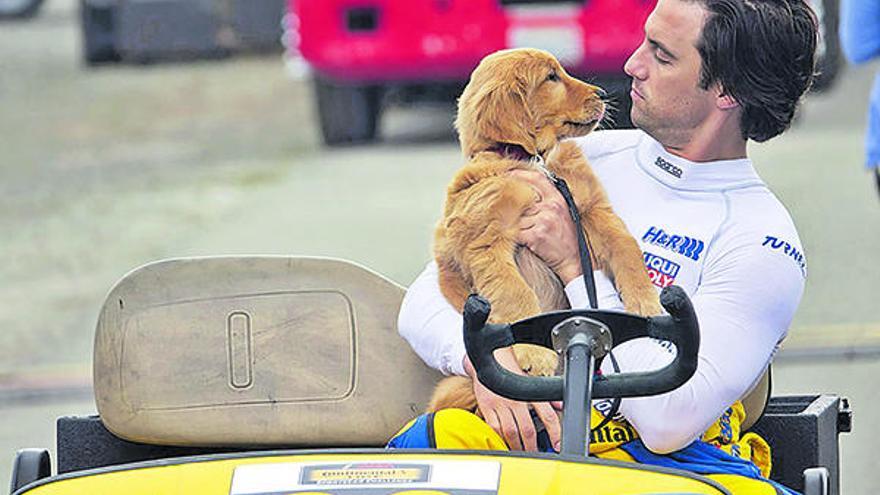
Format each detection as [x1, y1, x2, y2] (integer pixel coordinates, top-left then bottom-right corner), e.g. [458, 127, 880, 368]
[624, 0, 717, 147]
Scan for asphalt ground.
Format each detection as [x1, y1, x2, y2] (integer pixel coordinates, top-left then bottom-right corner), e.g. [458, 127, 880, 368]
[1, 0, 879, 492]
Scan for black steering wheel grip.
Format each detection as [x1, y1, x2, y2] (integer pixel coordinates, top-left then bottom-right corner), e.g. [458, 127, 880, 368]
[462, 285, 700, 402]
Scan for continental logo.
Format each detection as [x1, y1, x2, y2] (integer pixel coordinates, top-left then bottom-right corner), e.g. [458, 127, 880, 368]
[301, 463, 430, 485]
[590, 423, 638, 444]
[642, 226, 705, 261]
[762, 235, 807, 277]
[655, 156, 683, 178]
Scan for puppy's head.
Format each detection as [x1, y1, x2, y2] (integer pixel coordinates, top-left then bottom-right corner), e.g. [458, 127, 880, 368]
[456, 48, 606, 158]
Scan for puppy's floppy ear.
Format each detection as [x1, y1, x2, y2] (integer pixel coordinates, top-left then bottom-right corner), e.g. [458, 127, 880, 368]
[456, 75, 536, 157]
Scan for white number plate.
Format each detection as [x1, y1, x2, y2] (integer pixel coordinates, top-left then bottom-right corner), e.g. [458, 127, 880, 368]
[230, 459, 501, 494]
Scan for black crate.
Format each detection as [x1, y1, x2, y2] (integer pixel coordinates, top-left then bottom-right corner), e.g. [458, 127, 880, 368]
[752, 395, 851, 495]
[56, 416, 238, 474]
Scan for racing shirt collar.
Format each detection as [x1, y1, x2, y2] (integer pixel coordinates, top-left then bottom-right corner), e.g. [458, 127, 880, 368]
[636, 134, 763, 191]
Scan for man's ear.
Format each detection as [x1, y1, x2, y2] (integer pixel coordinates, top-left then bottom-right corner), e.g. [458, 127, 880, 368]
[716, 86, 739, 111]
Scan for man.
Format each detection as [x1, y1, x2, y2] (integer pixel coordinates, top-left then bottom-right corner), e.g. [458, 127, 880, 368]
[398, 0, 815, 464]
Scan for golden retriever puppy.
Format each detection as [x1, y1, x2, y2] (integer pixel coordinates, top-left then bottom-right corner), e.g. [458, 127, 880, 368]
[428, 48, 662, 412]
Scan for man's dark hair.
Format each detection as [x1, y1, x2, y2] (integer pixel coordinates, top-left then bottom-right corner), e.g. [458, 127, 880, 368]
[694, 0, 819, 142]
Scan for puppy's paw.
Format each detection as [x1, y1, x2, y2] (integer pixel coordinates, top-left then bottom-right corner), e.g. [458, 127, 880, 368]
[513, 344, 559, 376]
[622, 289, 664, 317]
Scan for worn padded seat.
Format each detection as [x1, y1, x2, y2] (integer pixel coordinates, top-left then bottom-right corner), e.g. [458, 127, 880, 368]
[94, 256, 441, 447]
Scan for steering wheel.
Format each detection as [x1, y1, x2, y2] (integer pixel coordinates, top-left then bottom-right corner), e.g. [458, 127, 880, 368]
[462, 285, 701, 455]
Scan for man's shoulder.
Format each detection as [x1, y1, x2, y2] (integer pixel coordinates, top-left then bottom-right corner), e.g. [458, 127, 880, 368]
[725, 185, 800, 238]
[715, 186, 807, 277]
[569, 129, 644, 162]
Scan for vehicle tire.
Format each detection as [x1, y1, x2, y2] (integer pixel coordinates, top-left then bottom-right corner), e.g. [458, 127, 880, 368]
[81, 0, 120, 66]
[9, 449, 51, 492]
[0, 0, 44, 19]
[313, 76, 383, 146]
[809, 0, 841, 92]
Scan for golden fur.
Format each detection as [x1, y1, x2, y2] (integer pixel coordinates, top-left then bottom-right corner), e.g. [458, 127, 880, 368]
[428, 48, 662, 412]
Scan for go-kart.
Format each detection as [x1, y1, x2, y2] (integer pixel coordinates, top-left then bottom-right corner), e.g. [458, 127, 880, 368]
[8, 257, 851, 495]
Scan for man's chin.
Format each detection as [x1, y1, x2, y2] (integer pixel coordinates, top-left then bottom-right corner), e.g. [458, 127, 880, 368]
[630, 110, 661, 139]
[630, 108, 646, 131]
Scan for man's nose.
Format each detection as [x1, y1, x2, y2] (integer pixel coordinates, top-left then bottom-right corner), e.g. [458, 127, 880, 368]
[624, 46, 646, 80]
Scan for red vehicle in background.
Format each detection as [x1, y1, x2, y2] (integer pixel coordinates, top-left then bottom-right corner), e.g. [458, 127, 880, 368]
[285, 0, 840, 146]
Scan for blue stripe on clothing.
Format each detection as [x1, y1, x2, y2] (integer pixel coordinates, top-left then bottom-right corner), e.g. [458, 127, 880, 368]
[387, 413, 434, 449]
[621, 439, 800, 495]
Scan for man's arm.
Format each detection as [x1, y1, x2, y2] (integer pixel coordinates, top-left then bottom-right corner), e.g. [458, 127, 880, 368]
[606, 236, 804, 453]
[398, 262, 468, 376]
[537, 237, 803, 453]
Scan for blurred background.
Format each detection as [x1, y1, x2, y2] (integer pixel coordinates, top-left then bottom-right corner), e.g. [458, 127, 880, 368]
[0, 0, 878, 492]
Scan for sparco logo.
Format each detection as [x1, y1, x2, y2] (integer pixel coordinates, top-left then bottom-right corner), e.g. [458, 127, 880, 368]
[654, 156, 683, 178]
[642, 226, 705, 261]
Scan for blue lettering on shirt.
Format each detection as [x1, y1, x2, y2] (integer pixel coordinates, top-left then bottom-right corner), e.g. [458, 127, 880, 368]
[642, 226, 705, 261]
[762, 235, 807, 277]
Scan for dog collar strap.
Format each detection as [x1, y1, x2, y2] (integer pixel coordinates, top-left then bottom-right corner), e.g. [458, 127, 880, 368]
[553, 177, 599, 309]
[488, 143, 555, 178]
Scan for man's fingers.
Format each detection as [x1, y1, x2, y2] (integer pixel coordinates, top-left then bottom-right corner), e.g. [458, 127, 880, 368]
[518, 211, 558, 247]
[512, 405, 538, 452]
[522, 205, 540, 217]
[471, 347, 537, 452]
[533, 402, 562, 452]
[484, 407, 502, 433]
[496, 407, 523, 451]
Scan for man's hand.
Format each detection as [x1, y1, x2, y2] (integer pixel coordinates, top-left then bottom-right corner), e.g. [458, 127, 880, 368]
[509, 170, 582, 284]
[463, 348, 561, 452]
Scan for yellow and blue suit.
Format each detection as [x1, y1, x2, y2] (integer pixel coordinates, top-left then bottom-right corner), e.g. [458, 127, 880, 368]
[388, 403, 797, 495]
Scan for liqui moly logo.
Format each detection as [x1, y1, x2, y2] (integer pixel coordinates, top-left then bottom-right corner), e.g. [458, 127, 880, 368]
[644, 252, 680, 288]
[642, 226, 705, 261]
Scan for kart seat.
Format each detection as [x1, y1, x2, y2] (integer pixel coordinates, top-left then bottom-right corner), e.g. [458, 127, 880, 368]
[93, 256, 442, 448]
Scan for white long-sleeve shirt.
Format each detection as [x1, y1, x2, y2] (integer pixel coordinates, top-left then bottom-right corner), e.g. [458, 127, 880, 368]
[399, 129, 806, 453]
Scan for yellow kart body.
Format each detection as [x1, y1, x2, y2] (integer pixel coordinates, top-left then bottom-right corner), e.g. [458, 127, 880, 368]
[17, 451, 729, 495]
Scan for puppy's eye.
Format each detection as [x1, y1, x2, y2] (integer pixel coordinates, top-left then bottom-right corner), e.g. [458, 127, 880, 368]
[546, 71, 560, 82]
